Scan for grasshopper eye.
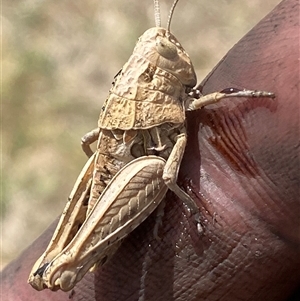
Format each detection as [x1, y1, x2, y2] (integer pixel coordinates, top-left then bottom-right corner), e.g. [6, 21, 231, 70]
[156, 37, 178, 59]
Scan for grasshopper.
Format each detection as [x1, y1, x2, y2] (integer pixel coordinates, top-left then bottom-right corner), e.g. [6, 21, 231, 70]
[28, 0, 275, 292]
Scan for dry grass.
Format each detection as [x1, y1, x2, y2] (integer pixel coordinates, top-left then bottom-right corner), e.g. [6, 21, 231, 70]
[1, 0, 281, 269]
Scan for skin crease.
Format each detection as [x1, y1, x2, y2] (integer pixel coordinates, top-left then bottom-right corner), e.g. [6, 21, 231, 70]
[1, 0, 299, 300]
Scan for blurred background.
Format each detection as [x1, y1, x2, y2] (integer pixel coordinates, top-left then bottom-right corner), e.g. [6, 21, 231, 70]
[2, 0, 281, 269]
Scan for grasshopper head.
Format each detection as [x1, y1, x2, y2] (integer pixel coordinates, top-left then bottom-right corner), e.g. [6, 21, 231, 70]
[134, 27, 197, 88]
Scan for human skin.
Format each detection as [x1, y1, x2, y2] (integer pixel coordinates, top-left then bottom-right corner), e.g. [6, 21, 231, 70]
[1, 0, 299, 300]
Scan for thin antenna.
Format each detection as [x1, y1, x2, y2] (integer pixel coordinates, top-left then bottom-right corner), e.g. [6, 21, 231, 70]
[153, 0, 161, 27]
[166, 0, 180, 32]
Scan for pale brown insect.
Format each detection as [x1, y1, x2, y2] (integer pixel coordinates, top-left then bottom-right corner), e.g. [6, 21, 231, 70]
[28, 0, 275, 292]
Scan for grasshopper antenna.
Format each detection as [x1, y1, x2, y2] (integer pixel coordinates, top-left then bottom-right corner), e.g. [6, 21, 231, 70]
[153, 0, 161, 27]
[166, 0, 180, 33]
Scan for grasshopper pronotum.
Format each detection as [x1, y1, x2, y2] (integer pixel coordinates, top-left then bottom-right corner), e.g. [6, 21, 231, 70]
[28, 0, 275, 292]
